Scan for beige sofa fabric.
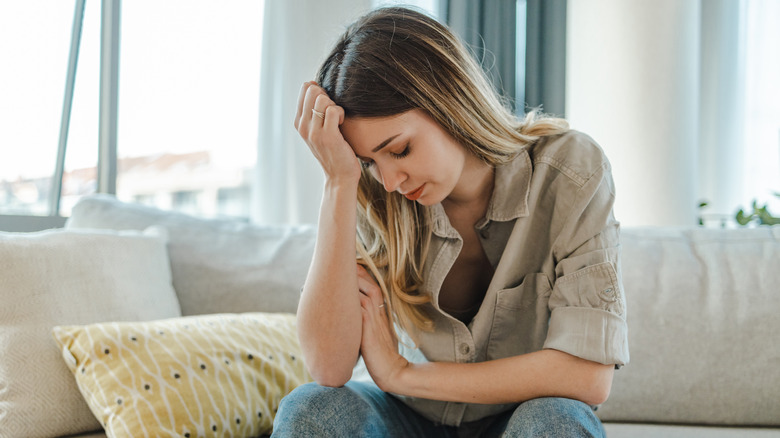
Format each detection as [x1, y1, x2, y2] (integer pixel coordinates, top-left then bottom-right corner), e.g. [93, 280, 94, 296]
[66, 195, 316, 316]
[0, 228, 181, 438]
[62, 196, 780, 432]
[598, 226, 780, 426]
[604, 423, 780, 438]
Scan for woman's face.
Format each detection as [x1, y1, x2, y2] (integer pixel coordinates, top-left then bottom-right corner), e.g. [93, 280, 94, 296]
[340, 109, 468, 205]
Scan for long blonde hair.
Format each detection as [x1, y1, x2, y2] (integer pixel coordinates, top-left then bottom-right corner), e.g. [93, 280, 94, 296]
[317, 7, 569, 335]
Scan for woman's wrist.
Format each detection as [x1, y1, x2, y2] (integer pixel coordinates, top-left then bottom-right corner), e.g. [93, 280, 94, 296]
[374, 356, 413, 394]
[324, 174, 361, 192]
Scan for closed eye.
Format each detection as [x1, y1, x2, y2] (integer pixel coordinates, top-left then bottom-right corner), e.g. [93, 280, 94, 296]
[359, 142, 409, 169]
[391, 143, 411, 159]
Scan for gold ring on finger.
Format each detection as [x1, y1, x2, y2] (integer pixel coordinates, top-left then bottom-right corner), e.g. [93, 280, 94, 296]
[312, 109, 325, 120]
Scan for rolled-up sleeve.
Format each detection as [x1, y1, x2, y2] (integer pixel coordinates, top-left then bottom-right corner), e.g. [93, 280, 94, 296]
[543, 160, 629, 366]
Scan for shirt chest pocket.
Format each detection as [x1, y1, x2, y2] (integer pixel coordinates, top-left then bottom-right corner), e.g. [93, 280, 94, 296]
[486, 273, 553, 361]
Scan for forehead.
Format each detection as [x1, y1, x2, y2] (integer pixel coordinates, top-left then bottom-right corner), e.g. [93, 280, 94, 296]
[340, 110, 422, 154]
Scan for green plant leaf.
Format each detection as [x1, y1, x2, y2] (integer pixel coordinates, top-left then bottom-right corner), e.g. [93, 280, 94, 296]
[735, 209, 753, 226]
[756, 205, 780, 225]
[732, 193, 779, 226]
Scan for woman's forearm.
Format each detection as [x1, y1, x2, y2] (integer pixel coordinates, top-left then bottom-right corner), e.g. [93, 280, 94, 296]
[387, 349, 614, 406]
[297, 179, 362, 386]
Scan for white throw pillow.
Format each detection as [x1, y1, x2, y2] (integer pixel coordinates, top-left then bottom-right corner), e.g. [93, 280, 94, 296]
[65, 194, 316, 316]
[0, 228, 181, 438]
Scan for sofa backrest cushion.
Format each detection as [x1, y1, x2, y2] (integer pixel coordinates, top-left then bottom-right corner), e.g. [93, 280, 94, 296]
[597, 226, 780, 426]
[66, 195, 316, 316]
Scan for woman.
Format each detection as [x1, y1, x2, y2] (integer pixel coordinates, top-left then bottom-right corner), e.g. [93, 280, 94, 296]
[273, 7, 628, 437]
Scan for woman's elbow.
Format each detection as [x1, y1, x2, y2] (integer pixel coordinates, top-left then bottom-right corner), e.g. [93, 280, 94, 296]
[581, 366, 614, 406]
[583, 381, 611, 406]
[296, 324, 361, 387]
[308, 366, 353, 388]
[303, 354, 356, 388]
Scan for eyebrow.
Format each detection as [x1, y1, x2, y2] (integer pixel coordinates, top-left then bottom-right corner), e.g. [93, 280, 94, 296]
[372, 134, 401, 152]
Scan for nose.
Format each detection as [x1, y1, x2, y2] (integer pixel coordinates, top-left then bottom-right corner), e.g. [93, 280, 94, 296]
[376, 163, 407, 193]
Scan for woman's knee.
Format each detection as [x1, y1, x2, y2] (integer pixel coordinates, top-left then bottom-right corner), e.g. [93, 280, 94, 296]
[503, 397, 605, 438]
[272, 382, 382, 437]
[274, 383, 359, 426]
[279, 382, 356, 412]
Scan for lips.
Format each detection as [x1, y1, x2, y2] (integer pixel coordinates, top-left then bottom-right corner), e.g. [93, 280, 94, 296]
[404, 184, 425, 201]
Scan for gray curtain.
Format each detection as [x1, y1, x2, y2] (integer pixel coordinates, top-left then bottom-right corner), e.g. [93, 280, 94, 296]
[525, 0, 566, 116]
[443, 0, 518, 110]
[443, 0, 566, 116]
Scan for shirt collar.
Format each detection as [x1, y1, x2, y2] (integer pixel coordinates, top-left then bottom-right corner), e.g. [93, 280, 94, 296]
[486, 149, 532, 222]
[430, 150, 532, 238]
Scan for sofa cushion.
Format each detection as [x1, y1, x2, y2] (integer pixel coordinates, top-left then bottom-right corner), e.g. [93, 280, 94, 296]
[0, 228, 181, 438]
[597, 226, 780, 426]
[604, 422, 780, 438]
[65, 195, 316, 316]
[52, 312, 310, 438]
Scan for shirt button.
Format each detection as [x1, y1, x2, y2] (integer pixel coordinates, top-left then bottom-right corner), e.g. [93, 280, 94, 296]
[459, 343, 470, 355]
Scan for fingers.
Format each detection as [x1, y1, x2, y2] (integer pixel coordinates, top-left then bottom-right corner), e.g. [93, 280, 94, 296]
[324, 104, 345, 127]
[300, 85, 320, 129]
[295, 82, 346, 148]
[357, 279, 382, 334]
[293, 81, 311, 130]
[294, 81, 360, 182]
[296, 83, 332, 126]
[312, 95, 330, 128]
[356, 265, 381, 297]
[294, 81, 324, 130]
[356, 264, 385, 307]
[358, 292, 373, 315]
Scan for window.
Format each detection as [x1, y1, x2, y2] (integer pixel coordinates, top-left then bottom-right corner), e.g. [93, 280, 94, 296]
[171, 190, 200, 215]
[742, 0, 780, 214]
[0, 0, 263, 228]
[115, 0, 262, 219]
[218, 185, 252, 218]
[0, 2, 77, 216]
[699, 0, 780, 226]
[4, 0, 549, 230]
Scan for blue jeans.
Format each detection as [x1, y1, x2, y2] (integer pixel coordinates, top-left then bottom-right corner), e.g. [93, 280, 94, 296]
[272, 381, 605, 437]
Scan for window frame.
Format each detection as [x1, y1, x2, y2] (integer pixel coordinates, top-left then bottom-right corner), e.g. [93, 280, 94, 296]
[0, 0, 119, 232]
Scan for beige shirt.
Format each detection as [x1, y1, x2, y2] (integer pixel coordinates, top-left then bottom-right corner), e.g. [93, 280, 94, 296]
[392, 130, 629, 426]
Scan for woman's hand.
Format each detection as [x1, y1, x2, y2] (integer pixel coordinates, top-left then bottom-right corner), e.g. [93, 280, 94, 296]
[356, 264, 410, 392]
[294, 81, 362, 184]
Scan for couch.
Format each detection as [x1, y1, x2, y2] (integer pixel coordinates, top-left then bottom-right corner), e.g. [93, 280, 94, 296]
[1, 194, 778, 437]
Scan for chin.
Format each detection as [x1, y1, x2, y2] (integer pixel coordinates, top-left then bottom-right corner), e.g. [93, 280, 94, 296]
[414, 193, 444, 206]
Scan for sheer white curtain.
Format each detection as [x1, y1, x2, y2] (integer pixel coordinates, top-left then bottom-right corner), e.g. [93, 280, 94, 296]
[698, 0, 745, 223]
[741, 0, 780, 215]
[253, 0, 372, 225]
[567, 0, 779, 227]
[700, 0, 780, 223]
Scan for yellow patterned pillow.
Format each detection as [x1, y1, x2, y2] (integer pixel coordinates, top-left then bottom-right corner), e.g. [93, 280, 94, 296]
[52, 312, 311, 437]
